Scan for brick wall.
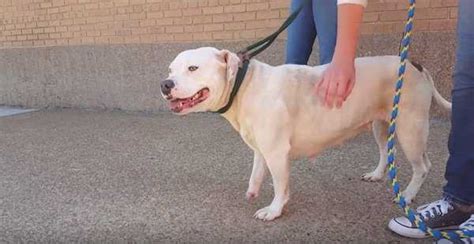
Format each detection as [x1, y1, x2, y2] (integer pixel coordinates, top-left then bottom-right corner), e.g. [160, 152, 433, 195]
[0, 0, 458, 48]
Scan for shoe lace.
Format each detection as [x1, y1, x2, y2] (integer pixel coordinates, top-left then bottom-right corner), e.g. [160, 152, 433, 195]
[416, 198, 454, 220]
[459, 216, 474, 244]
[460, 214, 474, 231]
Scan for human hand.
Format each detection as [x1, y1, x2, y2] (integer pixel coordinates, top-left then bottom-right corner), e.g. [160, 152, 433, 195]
[315, 58, 355, 109]
[314, 3, 363, 109]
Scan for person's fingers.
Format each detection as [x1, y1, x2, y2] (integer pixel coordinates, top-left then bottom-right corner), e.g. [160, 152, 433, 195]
[335, 79, 347, 109]
[325, 78, 338, 109]
[344, 75, 356, 100]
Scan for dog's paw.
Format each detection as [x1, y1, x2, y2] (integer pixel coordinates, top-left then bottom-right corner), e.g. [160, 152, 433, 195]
[400, 191, 415, 204]
[392, 192, 415, 205]
[246, 191, 259, 202]
[254, 206, 282, 221]
[361, 171, 384, 182]
[393, 196, 414, 205]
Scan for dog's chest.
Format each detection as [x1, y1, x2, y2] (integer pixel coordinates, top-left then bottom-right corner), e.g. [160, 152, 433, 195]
[239, 126, 257, 150]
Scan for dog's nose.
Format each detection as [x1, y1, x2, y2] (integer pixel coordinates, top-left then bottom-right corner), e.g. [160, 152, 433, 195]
[161, 79, 175, 95]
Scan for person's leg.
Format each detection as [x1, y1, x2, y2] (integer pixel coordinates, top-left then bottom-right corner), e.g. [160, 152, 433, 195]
[312, 0, 337, 65]
[285, 0, 316, 64]
[443, 0, 474, 206]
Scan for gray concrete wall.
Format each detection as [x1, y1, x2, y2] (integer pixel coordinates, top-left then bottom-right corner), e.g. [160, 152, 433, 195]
[0, 32, 455, 116]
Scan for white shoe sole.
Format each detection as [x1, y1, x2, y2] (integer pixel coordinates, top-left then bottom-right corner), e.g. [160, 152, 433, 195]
[388, 218, 429, 239]
[388, 218, 460, 239]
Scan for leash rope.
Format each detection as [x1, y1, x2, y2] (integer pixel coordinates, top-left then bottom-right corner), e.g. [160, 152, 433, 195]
[387, 0, 474, 240]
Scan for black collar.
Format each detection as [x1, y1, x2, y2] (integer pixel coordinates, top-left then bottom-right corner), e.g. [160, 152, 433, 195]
[214, 58, 250, 114]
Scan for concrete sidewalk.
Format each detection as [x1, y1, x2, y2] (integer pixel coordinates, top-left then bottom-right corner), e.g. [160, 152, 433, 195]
[0, 110, 451, 243]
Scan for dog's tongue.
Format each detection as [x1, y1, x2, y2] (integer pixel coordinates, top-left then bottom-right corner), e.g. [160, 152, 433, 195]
[170, 98, 193, 112]
[169, 89, 209, 113]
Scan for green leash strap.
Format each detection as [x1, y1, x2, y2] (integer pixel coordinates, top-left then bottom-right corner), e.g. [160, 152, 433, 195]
[214, 0, 311, 114]
[244, 0, 311, 59]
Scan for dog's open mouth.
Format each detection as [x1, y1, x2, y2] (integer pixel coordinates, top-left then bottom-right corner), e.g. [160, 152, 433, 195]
[168, 88, 209, 113]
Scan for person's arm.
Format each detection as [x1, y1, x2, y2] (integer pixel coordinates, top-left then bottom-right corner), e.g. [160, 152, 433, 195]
[315, 2, 365, 109]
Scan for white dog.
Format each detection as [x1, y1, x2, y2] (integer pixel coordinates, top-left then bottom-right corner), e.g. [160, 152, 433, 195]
[161, 47, 451, 221]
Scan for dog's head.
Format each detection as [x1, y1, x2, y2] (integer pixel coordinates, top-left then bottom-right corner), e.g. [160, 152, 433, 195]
[161, 47, 240, 115]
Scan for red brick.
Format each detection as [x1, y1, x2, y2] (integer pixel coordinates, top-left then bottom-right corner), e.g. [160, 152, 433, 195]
[246, 3, 268, 11]
[224, 4, 245, 13]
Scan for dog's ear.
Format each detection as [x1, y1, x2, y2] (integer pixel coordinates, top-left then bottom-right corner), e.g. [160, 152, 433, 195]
[219, 49, 240, 83]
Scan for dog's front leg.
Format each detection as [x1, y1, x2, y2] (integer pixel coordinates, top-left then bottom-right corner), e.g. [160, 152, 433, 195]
[246, 151, 267, 201]
[254, 143, 290, 221]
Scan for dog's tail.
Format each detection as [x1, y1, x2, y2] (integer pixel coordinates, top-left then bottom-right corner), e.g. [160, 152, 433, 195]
[424, 69, 452, 112]
[412, 61, 452, 112]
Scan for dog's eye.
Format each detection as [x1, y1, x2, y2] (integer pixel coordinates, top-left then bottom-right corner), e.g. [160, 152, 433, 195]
[188, 66, 198, 72]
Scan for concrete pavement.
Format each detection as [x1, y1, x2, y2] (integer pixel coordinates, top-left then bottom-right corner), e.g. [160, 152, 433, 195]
[0, 109, 451, 242]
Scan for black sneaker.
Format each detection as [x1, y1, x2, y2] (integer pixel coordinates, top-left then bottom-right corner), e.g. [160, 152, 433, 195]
[388, 198, 473, 238]
[435, 214, 474, 244]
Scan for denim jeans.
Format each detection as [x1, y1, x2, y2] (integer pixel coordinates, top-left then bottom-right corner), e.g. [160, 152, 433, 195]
[443, 0, 474, 206]
[285, 0, 337, 65]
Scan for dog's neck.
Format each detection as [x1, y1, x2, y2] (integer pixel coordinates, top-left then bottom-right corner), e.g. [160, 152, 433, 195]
[218, 60, 257, 130]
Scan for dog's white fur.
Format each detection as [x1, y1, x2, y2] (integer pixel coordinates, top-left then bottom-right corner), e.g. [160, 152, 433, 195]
[163, 47, 451, 221]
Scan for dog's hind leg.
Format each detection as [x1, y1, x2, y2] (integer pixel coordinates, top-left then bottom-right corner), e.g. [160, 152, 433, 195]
[246, 151, 267, 201]
[362, 120, 389, 182]
[396, 115, 431, 204]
